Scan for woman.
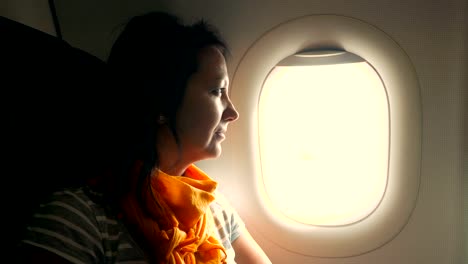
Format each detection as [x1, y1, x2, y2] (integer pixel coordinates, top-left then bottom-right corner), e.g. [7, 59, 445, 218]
[19, 11, 271, 264]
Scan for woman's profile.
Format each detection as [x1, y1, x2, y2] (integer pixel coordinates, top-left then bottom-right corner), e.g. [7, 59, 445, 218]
[18, 11, 272, 264]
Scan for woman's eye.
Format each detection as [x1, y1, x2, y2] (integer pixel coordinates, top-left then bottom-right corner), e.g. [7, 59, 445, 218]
[212, 88, 224, 96]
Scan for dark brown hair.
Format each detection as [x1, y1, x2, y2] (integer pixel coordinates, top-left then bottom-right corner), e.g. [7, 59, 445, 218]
[105, 11, 228, 210]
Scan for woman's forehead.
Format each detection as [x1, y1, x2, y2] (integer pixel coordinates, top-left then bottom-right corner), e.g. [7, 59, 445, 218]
[196, 46, 228, 78]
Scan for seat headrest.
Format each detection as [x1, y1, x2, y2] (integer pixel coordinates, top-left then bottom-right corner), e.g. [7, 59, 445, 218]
[1, 15, 112, 200]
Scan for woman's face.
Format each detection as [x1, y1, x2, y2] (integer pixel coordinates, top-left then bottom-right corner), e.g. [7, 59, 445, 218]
[175, 45, 239, 162]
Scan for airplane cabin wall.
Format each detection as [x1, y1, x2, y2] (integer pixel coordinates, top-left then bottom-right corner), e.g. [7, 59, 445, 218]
[0, 0, 55, 36]
[1, 0, 466, 263]
[164, 1, 466, 263]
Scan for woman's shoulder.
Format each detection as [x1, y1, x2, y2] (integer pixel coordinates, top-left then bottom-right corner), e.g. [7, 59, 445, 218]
[210, 190, 245, 226]
[211, 190, 233, 212]
[210, 190, 246, 254]
[39, 186, 105, 212]
[20, 186, 136, 263]
[24, 185, 121, 239]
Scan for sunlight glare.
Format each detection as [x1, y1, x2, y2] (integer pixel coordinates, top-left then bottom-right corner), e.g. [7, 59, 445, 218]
[259, 61, 389, 226]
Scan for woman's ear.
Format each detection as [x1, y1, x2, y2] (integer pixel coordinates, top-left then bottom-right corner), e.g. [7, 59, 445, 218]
[158, 115, 167, 124]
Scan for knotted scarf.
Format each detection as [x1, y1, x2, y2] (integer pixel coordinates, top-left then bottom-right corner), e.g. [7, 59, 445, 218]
[121, 164, 227, 264]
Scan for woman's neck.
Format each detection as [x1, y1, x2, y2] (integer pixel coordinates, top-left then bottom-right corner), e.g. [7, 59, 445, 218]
[156, 126, 190, 176]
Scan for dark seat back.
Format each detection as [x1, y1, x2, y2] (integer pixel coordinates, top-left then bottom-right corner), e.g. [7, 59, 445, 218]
[0, 16, 112, 251]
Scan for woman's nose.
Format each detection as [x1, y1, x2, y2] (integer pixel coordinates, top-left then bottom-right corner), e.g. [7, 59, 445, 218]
[223, 100, 239, 122]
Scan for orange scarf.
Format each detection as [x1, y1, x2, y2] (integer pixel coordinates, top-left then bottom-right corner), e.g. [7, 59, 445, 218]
[121, 164, 227, 264]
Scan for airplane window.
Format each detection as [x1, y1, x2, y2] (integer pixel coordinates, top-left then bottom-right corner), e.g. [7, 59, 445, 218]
[230, 15, 421, 256]
[258, 50, 389, 226]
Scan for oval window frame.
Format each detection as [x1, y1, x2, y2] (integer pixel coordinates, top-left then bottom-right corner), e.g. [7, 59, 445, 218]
[229, 14, 422, 257]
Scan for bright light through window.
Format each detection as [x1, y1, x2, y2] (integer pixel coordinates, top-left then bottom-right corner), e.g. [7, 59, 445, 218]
[259, 51, 389, 226]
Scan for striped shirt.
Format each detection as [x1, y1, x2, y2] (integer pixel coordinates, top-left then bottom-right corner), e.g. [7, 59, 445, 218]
[21, 186, 244, 263]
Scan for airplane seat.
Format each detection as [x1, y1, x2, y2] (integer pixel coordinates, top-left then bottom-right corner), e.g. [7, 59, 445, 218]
[0, 16, 113, 252]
